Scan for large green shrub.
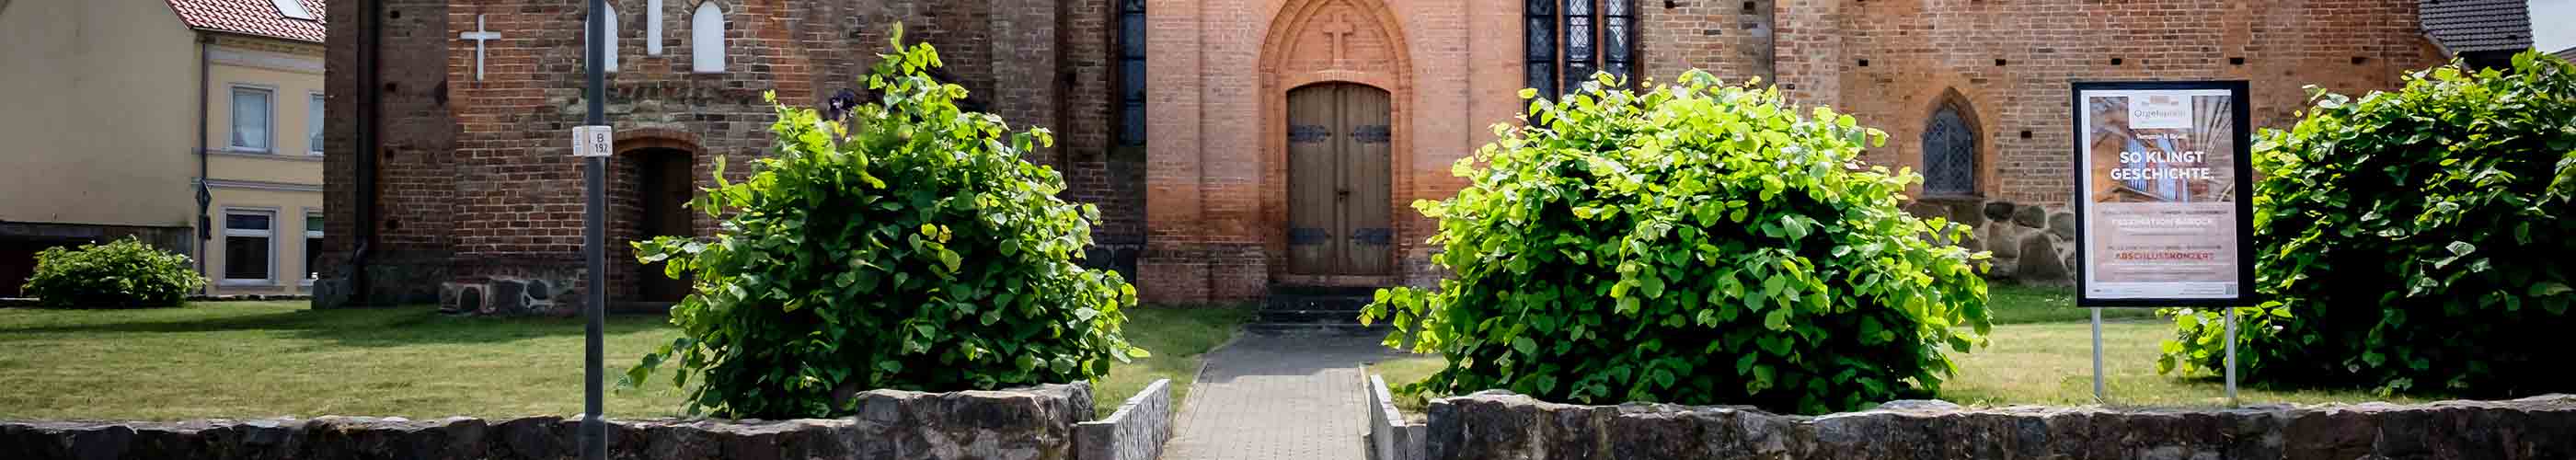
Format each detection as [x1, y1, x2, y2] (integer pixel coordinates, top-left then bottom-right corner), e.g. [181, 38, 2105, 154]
[2160, 52, 2576, 397]
[1363, 71, 1993, 415]
[620, 33, 1145, 419]
[20, 236, 203, 307]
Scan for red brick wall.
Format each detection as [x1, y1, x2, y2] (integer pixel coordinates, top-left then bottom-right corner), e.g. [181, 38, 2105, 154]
[1642, 0, 1775, 85]
[326, 0, 1121, 308]
[1778, 0, 2440, 207]
[322, 0, 464, 305]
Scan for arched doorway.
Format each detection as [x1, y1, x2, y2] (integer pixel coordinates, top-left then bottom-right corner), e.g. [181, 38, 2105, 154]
[627, 147, 695, 304]
[1285, 82, 1392, 276]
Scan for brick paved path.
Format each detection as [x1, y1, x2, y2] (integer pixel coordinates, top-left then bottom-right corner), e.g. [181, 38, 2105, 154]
[1162, 331, 1410, 460]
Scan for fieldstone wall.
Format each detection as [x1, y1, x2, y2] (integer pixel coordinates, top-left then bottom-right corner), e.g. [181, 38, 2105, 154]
[1075, 379, 1173, 460]
[1424, 391, 2576, 460]
[1421, 390, 2576, 460]
[1, 384, 1101, 460]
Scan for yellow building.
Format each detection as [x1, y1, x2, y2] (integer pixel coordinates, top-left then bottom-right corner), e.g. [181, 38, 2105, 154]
[0, 0, 326, 297]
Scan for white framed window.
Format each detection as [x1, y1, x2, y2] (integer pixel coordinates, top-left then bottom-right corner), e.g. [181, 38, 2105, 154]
[692, 2, 725, 73]
[229, 86, 274, 152]
[302, 210, 324, 285]
[307, 93, 326, 155]
[222, 209, 276, 285]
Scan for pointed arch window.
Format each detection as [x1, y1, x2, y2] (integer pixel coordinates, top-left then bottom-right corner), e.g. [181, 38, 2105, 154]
[590, 6, 619, 73]
[1116, 0, 1146, 145]
[647, 0, 665, 55]
[1524, 0, 1636, 98]
[1923, 103, 1980, 197]
[692, 2, 726, 73]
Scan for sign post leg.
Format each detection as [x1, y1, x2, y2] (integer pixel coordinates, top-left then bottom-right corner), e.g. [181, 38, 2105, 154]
[2091, 307, 2105, 403]
[2225, 306, 2238, 407]
[581, 1, 608, 459]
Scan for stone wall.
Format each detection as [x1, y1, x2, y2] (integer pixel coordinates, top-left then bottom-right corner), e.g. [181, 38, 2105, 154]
[1906, 199, 2076, 286]
[1422, 391, 2576, 460]
[1, 384, 1102, 460]
[1075, 378, 1173, 460]
[1366, 374, 1427, 460]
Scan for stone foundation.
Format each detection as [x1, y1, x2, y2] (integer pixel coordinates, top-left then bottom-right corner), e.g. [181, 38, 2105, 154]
[1421, 391, 2576, 460]
[1906, 199, 2076, 286]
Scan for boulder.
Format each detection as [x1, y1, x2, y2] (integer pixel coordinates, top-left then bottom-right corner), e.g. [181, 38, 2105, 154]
[1982, 201, 2017, 223]
[1980, 223, 2024, 260]
[2048, 211, 2076, 240]
[2014, 233, 2071, 286]
[487, 279, 530, 316]
[2011, 204, 2047, 229]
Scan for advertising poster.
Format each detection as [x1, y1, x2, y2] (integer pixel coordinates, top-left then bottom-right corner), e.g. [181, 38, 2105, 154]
[2071, 82, 2255, 306]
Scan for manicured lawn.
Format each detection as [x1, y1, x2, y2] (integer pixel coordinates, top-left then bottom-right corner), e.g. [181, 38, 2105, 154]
[1368, 284, 2404, 413]
[0, 301, 1246, 420]
[1985, 284, 2157, 324]
[1095, 305, 1252, 415]
[0, 301, 691, 420]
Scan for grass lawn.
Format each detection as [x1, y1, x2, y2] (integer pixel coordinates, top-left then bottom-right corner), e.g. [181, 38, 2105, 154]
[0, 301, 1247, 420]
[1368, 284, 2403, 413]
[1095, 305, 1252, 415]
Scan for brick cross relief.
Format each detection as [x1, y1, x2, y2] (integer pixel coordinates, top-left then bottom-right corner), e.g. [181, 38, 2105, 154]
[1321, 18, 1356, 69]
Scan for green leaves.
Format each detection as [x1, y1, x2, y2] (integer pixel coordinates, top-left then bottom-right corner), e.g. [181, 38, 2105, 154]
[21, 236, 203, 308]
[1361, 68, 1991, 415]
[2160, 51, 2576, 398]
[617, 31, 1140, 419]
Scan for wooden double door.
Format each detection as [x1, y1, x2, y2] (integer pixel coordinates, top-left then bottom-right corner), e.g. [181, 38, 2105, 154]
[1286, 83, 1393, 276]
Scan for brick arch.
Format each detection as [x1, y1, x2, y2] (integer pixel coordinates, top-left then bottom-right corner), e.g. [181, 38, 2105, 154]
[1257, 0, 1414, 285]
[613, 128, 704, 155]
[1919, 87, 1989, 198]
[1883, 83, 2002, 200]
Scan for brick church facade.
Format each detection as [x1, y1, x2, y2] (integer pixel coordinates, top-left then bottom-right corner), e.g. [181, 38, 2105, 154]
[317, 0, 2522, 311]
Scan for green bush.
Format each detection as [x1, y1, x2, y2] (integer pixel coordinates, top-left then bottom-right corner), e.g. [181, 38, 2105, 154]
[2160, 52, 2576, 397]
[620, 32, 1145, 419]
[20, 236, 203, 307]
[1362, 71, 1993, 415]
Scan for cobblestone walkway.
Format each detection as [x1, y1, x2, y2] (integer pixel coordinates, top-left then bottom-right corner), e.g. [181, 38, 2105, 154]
[1162, 331, 1409, 460]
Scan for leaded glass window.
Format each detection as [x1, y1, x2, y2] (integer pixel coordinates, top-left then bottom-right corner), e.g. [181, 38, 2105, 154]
[1117, 0, 1147, 146]
[1524, 0, 1637, 98]
[1923, 105, 1979, 197]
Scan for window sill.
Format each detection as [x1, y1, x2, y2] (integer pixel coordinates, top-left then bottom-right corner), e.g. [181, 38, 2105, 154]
[219, 280, 278, 287]
[207, 149, 325, 162]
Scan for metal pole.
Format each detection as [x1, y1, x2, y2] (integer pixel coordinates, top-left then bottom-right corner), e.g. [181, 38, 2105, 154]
[582, 0, 608, 458]
[2090, 307, 2105, 403]
[2225, 306, 2238, 407]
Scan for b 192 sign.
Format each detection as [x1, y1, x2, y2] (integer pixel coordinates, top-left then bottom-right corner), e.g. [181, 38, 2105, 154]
[572, 125, 614, 157]
[2069, 81, 2256, 307]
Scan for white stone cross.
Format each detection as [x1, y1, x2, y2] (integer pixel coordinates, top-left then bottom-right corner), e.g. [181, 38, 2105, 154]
[459, 14, 503, 81]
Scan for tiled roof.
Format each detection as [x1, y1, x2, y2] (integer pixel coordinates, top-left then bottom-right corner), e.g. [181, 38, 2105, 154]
[2557, 47, 2576, 62]
[165, 0, 327, 43]
[2419, 0, 2533, 52]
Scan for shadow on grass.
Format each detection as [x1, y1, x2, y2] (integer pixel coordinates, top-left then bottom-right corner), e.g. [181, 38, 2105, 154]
[0, 305, 676, 348]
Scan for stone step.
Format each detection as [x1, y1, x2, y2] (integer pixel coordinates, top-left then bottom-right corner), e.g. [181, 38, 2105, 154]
[1254, 308, 1369, 324]
[1244, 321, 1391, 336]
